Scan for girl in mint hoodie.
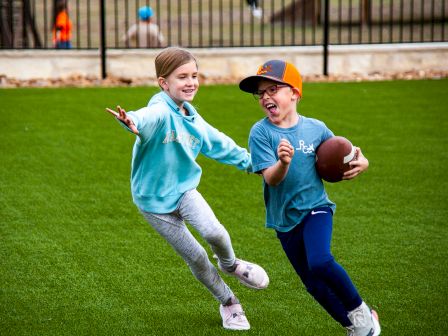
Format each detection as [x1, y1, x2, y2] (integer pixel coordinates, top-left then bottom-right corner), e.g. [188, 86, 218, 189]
[106, 47, 268, 331]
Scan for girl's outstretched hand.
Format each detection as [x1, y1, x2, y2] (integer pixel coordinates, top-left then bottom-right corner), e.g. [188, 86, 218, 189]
[105, 105, 139, 135]
[343, 147, 369, 180]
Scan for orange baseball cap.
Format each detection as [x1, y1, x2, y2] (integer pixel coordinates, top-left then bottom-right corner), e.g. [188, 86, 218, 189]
[239, 60, 303, 97]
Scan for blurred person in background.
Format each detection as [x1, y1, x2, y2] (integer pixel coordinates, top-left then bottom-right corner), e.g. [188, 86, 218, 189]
[52, 0, 72, 49]
[123, 6, 165, 48]
[247, 0, 263, 18]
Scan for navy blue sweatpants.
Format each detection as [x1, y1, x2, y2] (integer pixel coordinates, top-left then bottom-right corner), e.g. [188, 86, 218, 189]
[276, 207, 362, 327]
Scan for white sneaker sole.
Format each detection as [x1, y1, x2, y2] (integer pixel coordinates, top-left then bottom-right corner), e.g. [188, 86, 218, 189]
[371, 310, 381, 336]
[222, 322, 251, 330]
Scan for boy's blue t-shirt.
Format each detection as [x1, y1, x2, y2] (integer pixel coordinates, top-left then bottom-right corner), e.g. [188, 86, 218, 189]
[119, 91, 251, 214]
[249, 116, 336, 232]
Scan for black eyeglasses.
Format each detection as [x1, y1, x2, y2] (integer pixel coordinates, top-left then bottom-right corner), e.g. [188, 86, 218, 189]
[253, 84, 290, 100]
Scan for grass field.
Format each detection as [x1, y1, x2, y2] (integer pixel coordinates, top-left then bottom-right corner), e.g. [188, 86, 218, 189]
[1, 79, 447, 335]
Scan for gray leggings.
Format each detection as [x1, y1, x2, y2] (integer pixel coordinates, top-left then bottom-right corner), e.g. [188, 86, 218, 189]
[140, 189, 235, 304]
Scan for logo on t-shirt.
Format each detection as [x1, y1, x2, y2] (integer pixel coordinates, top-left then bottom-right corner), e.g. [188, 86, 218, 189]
[295, 140, 315, 154]
[163, 130, 200, 149]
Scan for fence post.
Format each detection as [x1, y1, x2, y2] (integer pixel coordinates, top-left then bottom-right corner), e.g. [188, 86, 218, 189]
[100, 0, 106, 79]
[323, 0, 330, 76]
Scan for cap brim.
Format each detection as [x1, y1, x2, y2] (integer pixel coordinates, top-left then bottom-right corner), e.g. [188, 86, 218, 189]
[239, 75, 287, 93]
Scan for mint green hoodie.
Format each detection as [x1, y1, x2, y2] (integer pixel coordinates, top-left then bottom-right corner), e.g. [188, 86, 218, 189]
[119, 91, 251, 213]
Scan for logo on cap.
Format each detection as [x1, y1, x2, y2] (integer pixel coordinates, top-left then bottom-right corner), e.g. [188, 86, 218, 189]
[257, 64, 273, 75]
[239, 59, 303, 98]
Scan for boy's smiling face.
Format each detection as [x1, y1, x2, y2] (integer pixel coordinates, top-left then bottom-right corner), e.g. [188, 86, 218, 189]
[257, 79, 300, 128]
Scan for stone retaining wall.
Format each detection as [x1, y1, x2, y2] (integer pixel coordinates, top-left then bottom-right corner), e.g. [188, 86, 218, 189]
[1, 43, 447, 82]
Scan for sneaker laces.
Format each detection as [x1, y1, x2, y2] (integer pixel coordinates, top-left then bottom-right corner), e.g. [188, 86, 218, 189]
[223, 303, 246, 322]
[231, 310, 246, 319]
[220, 302, 250, 330]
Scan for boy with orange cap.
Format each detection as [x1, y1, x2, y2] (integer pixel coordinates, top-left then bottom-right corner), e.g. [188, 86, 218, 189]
[239, 60, 380, 336]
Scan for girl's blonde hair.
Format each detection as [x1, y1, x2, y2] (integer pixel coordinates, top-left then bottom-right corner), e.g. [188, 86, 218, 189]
[155, 47, 197, 79]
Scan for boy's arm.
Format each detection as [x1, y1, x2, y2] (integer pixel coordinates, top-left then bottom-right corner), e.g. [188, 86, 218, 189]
[262, 139, 295, 186]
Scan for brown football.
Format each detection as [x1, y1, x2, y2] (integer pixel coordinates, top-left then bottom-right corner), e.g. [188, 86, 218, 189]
[315, 136, 357, 183]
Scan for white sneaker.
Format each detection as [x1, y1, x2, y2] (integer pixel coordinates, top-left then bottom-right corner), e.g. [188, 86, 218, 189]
[219, 258, 269, 290]
[219, 302, 250, 330]
[347, 302, 381, 336]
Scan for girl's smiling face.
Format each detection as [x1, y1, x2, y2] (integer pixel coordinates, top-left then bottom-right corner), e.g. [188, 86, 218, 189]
[159, 61, 199, 107]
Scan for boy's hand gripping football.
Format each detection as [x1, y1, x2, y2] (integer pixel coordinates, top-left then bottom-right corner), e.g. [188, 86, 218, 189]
[105, 105, 139, 135]
[343, 147, 369, 180]
[278, 139, 295, 165]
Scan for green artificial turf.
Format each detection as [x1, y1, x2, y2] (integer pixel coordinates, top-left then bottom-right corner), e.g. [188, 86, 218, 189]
[1, 79, 447, 335]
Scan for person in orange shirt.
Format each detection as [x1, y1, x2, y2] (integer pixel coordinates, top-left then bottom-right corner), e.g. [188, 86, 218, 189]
[52, 0, 72, 49]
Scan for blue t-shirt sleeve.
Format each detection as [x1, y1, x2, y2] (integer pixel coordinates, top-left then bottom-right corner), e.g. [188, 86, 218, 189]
[320, 121, 334, 143]
[249, 123, 277, 174]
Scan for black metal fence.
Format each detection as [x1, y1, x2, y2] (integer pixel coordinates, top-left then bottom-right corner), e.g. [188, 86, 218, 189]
[1, 0, 447, 49]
